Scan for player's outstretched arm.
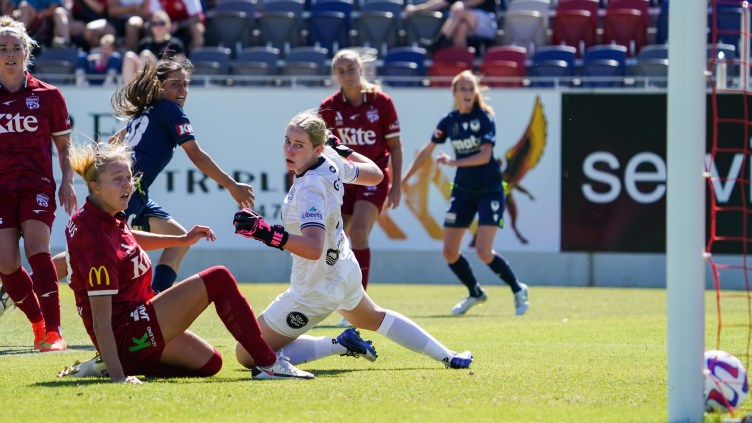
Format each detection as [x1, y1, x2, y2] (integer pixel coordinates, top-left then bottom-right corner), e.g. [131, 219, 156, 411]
[387, 136, 403, 209]
[182, 140, 255, 208]
[90, 296, 141, 383]
[133, 226, 216, 250]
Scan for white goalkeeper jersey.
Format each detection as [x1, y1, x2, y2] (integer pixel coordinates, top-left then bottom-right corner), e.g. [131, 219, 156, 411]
[281, 148, 360, 306]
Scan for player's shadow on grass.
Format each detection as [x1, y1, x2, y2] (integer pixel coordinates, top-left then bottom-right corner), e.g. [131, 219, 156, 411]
[0, 344, 96, 356]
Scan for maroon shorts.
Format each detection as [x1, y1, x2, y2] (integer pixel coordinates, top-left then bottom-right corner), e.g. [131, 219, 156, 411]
[0, 189, 56, 230]
[342, 167, 391, 215]
[113, 300, 166, 370]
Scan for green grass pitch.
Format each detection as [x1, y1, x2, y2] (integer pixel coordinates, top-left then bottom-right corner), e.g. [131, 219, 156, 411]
[0, 283, 747, 422]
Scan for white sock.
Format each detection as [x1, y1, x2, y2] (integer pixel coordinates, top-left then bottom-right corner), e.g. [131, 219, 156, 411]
[279, 335, 347, 365]
[376, 309, 454, 364]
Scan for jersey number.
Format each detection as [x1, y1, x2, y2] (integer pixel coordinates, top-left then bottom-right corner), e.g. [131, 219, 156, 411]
[124, 115, 150, 148]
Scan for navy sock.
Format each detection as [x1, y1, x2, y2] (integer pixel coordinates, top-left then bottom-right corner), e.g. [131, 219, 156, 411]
[448, 255, 482, 297]
[152, 264, 178, 293]
[487, 255, 521, 293]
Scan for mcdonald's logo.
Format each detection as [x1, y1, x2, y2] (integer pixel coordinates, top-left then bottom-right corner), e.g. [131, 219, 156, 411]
[88, 266, 110, 287]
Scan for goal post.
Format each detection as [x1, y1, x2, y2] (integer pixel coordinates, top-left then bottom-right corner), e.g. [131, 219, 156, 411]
[666, 1, 707, 422]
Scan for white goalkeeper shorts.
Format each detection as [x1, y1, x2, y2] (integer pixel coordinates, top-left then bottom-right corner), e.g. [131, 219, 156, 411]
[260, 256, 364, 338]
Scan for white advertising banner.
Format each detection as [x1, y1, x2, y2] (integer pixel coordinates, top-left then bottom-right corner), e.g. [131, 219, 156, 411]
[50, 87, 561, 253]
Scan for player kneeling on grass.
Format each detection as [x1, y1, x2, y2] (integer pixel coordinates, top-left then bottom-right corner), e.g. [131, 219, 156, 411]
[233, 110, 473, 374]
[57, 141, 312, 383]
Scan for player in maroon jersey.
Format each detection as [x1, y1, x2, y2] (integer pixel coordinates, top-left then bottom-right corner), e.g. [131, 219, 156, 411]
[59, 141, 312, 382]
[318, 49, 403, 325]
[0, 16, 77, 352]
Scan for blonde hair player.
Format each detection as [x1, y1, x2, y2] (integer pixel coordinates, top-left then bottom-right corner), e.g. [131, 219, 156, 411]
[403, 70, 529, 316]
[318, 49, 403, 327]
[0, 16, 77, 352]
[58, 141, 312, 382]
[232, 110, 473, 376]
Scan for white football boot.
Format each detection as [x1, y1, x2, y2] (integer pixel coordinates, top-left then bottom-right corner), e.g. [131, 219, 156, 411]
[57, 353, 108, 378]
[451, 291, 488, 316]
[514, 283, 530, 316]
[252, 356, 314, 380]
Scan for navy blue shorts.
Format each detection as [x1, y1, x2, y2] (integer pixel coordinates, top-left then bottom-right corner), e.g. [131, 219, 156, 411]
[444, 188, 505, 228]
[125, 192, 172, 232]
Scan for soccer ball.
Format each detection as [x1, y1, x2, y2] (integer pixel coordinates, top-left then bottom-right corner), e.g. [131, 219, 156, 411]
[705, 350, 749, 412]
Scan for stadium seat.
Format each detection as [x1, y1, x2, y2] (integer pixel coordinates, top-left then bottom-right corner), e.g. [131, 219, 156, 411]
[480, 60, 524, 87]
[231, 46, 280, 85]
[502, 10, 548, 56]
[584, 43, 627, 72]
[215, 0, 258, 15]
[33, 47, 78, 84]
[636, 58, 667, 88]
[404, 10, 444, 47]
[482, 45, 527, 70]
[637, 43, 668, 60]
[357, 10, 399, 57]
[308, 11, 349, 55]
[282, 46, 329, 86]
[428, 47, 475, 86]
[582, 58, 623, 87]
[382, 45, 426, 86]
[190, 47, 233, 86]
[711, 7, 743, 50]
[552, 9, 596, 57]
[381, 61, 423, 86]
[259, 0, 305, 56]
[508, 0, 552, 29]
[655, 0, 668, 45]
[204, 10, 255, 56]
[529, 45, 576, 87]
[603, 8, 647, 56]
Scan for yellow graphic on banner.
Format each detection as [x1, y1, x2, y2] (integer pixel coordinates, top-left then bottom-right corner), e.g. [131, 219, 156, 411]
[88, 266, 110, 287]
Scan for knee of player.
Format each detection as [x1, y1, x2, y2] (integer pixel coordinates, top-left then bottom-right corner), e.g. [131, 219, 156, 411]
[442, 248, 460, 263]
[475, 249, 495, 264]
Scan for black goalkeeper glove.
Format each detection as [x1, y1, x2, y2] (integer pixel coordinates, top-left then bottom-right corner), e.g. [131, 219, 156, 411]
[326, 133, 353, 158]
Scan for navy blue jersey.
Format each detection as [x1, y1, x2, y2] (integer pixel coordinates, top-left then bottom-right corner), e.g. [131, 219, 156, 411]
[431, 105, 502, 192]
[122, 99, 196, 190]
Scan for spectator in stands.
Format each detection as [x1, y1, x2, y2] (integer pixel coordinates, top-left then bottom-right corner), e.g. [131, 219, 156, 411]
[318, 48, 403, 326]
[402, 70, 529, 317]
[66, 0, 117, 49]
[75, 33, 122, 86]
[106, 0, 158, 51]
[404, 0, 497, 50]
[10, 0, 71, 46]
[156, 0, 204, 51]
[121, 10, 186, 83]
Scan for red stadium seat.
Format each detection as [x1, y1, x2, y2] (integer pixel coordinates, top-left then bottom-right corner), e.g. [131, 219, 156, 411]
[552, 9, 596, 57]
[603, 8, 647, 56]
[480, 60, 524, 87]
[481, 46, 526, 87]
[428, 47, 475, 87]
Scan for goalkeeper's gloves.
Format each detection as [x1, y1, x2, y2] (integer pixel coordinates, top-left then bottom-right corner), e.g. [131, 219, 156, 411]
[233, 208, 289, 249]
[326, 133, 353, 158]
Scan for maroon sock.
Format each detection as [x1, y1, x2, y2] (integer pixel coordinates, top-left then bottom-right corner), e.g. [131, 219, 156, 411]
[353, 248, 371, 290]
[1, 267, 43, 324]
[199, 266, 276, 367]
[28, 252, 61, 334]
[129, 348, 223, 378]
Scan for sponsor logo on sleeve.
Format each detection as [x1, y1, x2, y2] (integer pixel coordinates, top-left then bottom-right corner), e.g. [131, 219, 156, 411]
[88, 266, 110, 287]
[301, 206, 323, 220]
[175, 123, 193, 136]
